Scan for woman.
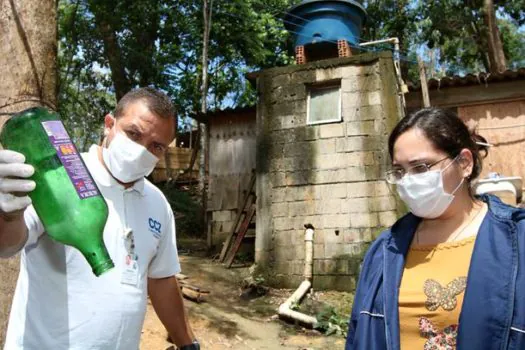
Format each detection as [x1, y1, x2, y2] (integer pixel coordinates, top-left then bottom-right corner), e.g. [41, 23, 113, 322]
[345, 108, 525, 350]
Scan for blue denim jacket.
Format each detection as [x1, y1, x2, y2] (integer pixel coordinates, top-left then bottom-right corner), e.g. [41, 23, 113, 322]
[346, 195, 525, 350]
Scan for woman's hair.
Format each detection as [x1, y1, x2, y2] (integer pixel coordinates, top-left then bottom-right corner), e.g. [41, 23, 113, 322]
[388, 107, 489, 182]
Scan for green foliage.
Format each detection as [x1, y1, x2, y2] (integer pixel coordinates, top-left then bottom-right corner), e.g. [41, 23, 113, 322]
[315, 306, 349, 338]
[156, 183, 205, 238]
[58, 0, 295, 143]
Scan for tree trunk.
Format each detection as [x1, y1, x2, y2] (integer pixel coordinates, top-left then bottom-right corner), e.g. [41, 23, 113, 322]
[89, 2, 130, 101]
[199, 0, 212, 235]
[483, 0, 506, 73]
[0, 0, 57, 346]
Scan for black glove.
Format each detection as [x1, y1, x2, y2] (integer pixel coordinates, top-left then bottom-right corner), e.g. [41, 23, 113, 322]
[179, 340, 200, 350]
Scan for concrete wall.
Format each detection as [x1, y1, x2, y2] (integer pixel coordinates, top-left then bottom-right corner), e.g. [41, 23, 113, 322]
[255, 52, 404, 291]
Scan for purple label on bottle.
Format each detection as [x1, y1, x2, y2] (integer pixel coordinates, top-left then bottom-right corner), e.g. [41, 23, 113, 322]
[42, 121, 100, 200]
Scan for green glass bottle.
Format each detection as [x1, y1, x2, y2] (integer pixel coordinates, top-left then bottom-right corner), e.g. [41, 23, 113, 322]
[0, 107, 114, 276]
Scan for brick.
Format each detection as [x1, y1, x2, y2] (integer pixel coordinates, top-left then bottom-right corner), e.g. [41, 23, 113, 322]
[315, 153, 349, 170]
[274, 246, 295, 261]
[287, 186, 316, 201]
[271, 202, 288, 217]
[363, 91, 382, 106]
[350, 212, 379, 228]
[316, 184, 347, 199]
[341, 198, 370, 213]
[343, 229, 361, 243]
[314, 199, 342, 214]
[295, 244, 306, 260]
[336, 137, 363, 153]
[289, 201, 315, 216]
[274, 217, 294, 231]
[341, 64, 380, 78]
[297, 215, 322, 229]
[313, 169, 349, 184]
[347, 180, 392, 198]
[269, 157, 285, 172]
[272, 188, 287, 203]
[275, 230, 293, 247]
[379, 210, 398, 227]
[357, 105, 384, 121]
[285, 171, 311, 186]
[324, 243, 345, 258]
[341, 78, 360, 92]
[341, 92, 361, 110]
[283, 157, 312, 172]
[319, 123, 345, 138]
[270, 73, 291, 88]
[346, 151, 376, 166]
[316, 67, 342, 81]
[369, 196, 398, 212]
[281, 115, 299, 129]
[284, 142, 313, 158]
[347, 121, 375, 136]
[313, 244, 325, 259]
[341, 65, 365, 78]
[270, 172, 286, 188]
[347, 167, 367, 182]
[322, 214, 350, 229]
[324, 229, 344, 244]
[316, 138, 336, 154]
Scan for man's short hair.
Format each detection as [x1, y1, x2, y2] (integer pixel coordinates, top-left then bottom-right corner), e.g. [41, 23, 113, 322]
[114, 87, 176, 121]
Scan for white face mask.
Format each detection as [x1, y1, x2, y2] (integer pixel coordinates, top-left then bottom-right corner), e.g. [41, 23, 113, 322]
[102, 132, 158, 183]
[396, 157, 464, 219]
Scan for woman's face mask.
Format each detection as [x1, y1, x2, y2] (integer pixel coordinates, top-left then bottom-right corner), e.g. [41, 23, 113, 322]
[102, 131, 158, 183]
[396, 156, 464, 219]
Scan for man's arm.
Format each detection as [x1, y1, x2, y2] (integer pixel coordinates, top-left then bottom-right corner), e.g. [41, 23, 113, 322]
[148, 276, 196, 348]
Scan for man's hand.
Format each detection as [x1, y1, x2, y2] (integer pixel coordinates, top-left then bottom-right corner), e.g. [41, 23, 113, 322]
[148, 276, 196, 348]
[0, 150, 35, 219]
[0, 150, 35, 257]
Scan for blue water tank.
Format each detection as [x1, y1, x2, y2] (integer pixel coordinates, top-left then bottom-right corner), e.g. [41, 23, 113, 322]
[284, 0, 367, 48]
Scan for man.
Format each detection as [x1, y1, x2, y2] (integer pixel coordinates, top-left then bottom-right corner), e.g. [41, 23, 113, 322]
[0, 88, 199, 350]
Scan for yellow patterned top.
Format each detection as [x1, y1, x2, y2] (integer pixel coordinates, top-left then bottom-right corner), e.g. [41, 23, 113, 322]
[399, 236, 476, 350]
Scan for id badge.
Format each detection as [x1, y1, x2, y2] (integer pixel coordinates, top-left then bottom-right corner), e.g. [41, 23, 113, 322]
[121, 259, 139, 286]
[121, 228, 139, 286]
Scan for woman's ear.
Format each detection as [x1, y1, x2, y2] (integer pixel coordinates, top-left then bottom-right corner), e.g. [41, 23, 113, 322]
[458, 148, 474, 178]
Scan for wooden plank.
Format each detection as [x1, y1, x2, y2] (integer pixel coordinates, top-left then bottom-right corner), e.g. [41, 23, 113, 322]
[224, 203, 256, 268]
[458, 101, 525, 194]
[418, 57, 430, 107]
[219, 171, 256, 262]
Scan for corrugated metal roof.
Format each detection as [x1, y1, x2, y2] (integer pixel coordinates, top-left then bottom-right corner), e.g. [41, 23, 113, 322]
[192, 105, 256, 123]
[408, 67, 525, 91]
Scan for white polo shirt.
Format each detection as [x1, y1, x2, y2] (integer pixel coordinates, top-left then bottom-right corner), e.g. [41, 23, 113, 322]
[4, 145, 180, 350]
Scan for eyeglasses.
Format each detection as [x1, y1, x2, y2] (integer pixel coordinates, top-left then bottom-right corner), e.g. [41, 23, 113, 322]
[385, 156, 450, 184]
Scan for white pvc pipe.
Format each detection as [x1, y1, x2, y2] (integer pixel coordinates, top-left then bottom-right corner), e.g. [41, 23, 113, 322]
[278, 226, 318, 327]
[360, 37, 408, 111]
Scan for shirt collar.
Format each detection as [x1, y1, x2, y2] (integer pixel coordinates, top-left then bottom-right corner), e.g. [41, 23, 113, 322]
[86, 145, 145, 196]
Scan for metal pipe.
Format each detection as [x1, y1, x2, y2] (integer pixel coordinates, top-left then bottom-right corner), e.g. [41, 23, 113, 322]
[278, 225, 318, 327]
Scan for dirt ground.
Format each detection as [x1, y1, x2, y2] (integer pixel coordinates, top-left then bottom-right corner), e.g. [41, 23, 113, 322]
[140, 241, 349, 350]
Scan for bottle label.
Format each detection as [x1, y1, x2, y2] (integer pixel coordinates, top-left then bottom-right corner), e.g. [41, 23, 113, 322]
[42, 121, 100, 200]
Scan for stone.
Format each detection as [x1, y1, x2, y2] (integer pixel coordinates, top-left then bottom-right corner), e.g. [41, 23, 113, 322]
[319, 123, 345, 138]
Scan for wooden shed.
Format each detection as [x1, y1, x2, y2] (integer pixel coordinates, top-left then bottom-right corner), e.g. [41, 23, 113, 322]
[194, 107, 257, 251]
[406, 69, 525, 204]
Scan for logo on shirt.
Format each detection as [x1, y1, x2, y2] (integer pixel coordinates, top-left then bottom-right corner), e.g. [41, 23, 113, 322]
[148, 218, 162, 239]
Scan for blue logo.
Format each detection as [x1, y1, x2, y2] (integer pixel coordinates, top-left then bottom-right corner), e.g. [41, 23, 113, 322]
[148, 218, 162, 238]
